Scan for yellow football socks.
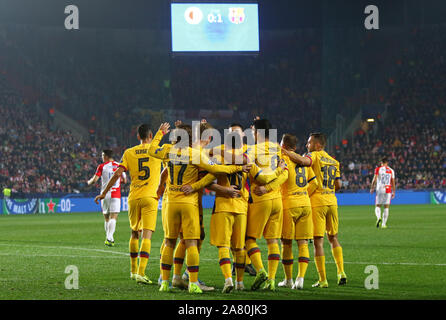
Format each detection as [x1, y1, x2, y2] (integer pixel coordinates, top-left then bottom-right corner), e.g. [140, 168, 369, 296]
[281, 243, 293, 280]
[186, 245, 200, 283]
[245, 252, 252, 265]
[137, 239, 151, 276]
[332, 246, 344, 274]
[129, 238, 139, 275]
[267, 242, 280, 280]
[235, 249, 246, 283]
[218, 247, 232, 279]
[159, 240, 165, 275]
[161, 245, 174, 281]
[246, 239, 264, 272]
[173, 241, 187, 276]
[297, 243, 310, 278]
[315, 255, 326, 282]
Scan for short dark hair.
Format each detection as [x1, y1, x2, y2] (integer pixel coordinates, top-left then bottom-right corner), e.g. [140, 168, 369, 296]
[137, 124, 151, 140]
[230, 123, 244, 131]
[282, 134, 298, 149]
[176, 123, 193, 147]
[254, 119, 272, 138]
[102, 149, 113, 159]
[200, 121, 213, 135]
[310, 132, 327, 147]
[381, 157, 388, 164]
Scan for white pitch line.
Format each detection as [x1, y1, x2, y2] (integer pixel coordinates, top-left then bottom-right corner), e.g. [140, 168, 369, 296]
[0, 243, 127, 256]
[1, 243, 445, 267]
[0, 252, 123, 259]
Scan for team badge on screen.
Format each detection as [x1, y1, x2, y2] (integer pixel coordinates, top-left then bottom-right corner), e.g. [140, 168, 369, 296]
[184, 7, 203, 25]
[229, 8, 245, 24]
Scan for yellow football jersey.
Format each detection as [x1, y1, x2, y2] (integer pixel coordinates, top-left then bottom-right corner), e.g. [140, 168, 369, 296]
[281, 154, 317, 209]
[149, 130, 244, 205]
[190, 151, 284, 214]
[247, 141, 283, 202]
[306, 150, 340, 206]
[119, 143, 162, 202]
[208, 143, 249, 165]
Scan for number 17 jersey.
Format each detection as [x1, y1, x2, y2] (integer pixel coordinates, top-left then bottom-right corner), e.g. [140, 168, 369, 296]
[306, 150, 340, 207]
[119, 143, 162, 202]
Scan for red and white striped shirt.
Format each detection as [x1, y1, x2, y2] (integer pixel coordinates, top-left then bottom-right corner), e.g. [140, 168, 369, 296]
[95, 161, 125, 198]
[374, 165, 395, 194]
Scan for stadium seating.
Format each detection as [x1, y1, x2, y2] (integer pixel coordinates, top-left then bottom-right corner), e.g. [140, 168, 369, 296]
[1, 24, 445, 194]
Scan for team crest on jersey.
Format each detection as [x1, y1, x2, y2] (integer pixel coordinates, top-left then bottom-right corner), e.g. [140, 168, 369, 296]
[229, 8, 245, 24]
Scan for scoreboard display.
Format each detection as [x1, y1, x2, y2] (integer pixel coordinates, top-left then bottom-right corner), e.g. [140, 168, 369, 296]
[171, 2, 260, 53]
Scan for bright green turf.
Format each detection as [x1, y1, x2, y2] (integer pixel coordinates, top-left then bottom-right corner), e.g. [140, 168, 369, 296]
[0, 204, 445, 300]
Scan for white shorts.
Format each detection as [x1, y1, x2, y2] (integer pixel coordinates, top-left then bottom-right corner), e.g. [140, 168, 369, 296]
[375, 192, 391, 205]
[101, 198, 121, 214]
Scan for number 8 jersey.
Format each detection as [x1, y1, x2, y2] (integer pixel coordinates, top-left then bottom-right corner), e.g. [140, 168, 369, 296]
[306, 150, 340, 206]
[119, 144, 162, 202]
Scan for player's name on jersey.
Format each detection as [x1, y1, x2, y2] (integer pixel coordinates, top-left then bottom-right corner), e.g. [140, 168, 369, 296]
[320, 156, 337, 165]
[135, 149, 149, 155]
[133, 182, 149, 188]
[291, 191, 308, 196]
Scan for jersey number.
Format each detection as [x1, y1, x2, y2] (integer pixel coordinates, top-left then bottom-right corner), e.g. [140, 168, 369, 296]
[228, 172, 243, 190]
[295, 167, 307, 188]
[138, 158, 150, 180]
[270, 154, 279, 170]
[321, 165, 336, 189]
[168, 162, 188, 185]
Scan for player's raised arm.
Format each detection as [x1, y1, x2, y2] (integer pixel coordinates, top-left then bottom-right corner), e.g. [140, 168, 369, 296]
[94, 166, 125, 204]
[281, 148, 312, 167]
[148, 123, 172, 160]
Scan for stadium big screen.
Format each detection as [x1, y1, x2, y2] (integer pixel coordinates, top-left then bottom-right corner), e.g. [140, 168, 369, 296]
[171, 2, 260, 53]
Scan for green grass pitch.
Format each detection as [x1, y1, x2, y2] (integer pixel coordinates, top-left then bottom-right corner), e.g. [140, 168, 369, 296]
[0, 204, 445, 300]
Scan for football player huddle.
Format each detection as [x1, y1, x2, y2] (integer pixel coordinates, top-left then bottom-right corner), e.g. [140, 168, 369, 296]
[95, 117, 347, 294]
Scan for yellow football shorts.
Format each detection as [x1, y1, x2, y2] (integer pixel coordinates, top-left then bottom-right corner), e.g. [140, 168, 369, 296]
[128, 197, 158, 232]
[312, 205, 339, 237]
[177, 204, 204, 240]
[210, 211, 247, 249]
[247, 198, 283, 239]
[282, 206, 313, 240]
[165, 202, 200, 240]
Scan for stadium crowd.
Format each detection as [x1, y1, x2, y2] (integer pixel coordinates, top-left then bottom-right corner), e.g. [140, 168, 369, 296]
[336, 25, 446, 191]
[1, 23, 445, 195]
[0, 93, 102, 194]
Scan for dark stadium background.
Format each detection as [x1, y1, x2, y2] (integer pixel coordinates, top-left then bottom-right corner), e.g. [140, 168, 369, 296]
[0, 0, 445, 198]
